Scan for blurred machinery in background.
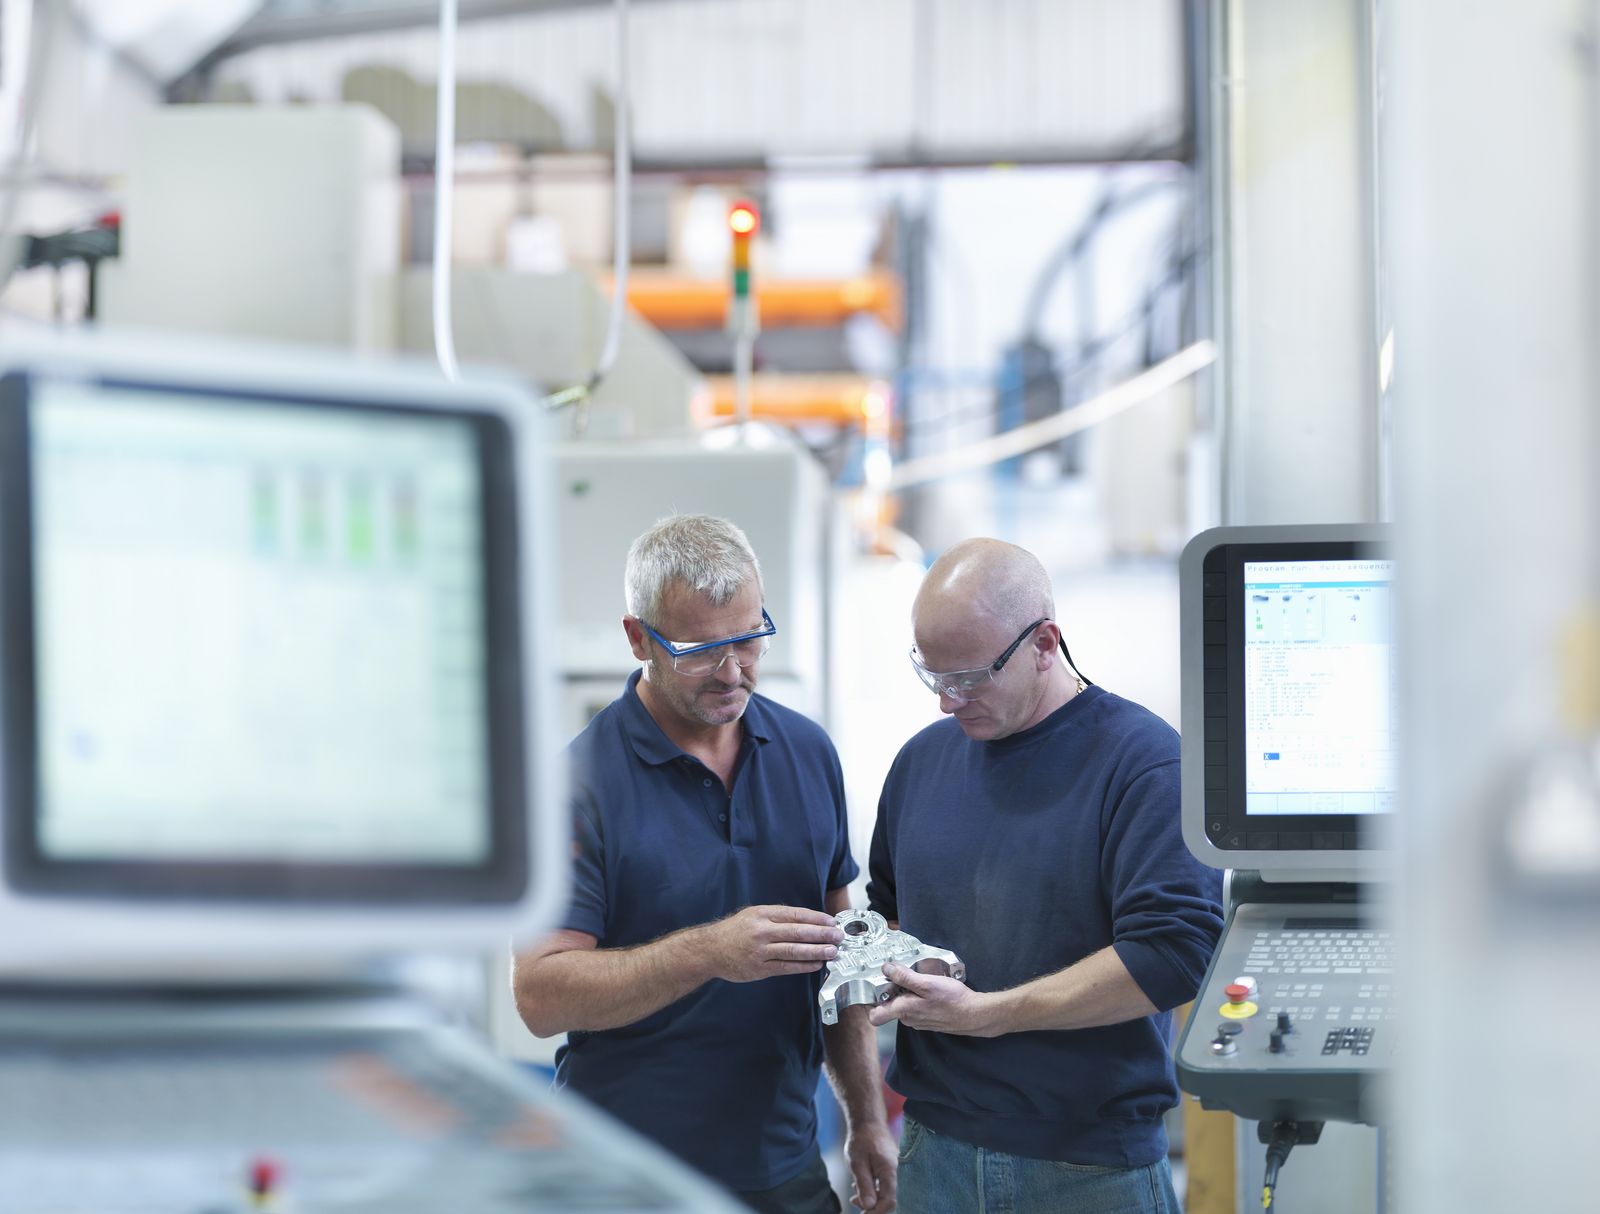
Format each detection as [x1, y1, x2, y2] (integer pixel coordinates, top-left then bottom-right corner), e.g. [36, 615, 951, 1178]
[990, 178, 1196, 555]
[8, 0, 1212, 580]
[99, 104, 904, 528]
[396, 266, 702, 439]
[74, 94, 1205, 574]
[98, 106, 702, 439]
[100, 107, 404, 353]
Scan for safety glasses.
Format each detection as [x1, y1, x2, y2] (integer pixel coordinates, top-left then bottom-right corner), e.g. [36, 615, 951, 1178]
[909, 617, 1047, 700]
[641, 607, 777, 676]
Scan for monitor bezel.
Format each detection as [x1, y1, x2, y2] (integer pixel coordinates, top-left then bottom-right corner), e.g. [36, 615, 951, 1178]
[1179, 523, 1394, 880]
[0, 369, 530, 905]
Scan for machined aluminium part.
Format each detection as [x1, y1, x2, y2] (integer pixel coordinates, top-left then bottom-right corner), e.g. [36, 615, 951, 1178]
[817, 909, 965, 1025]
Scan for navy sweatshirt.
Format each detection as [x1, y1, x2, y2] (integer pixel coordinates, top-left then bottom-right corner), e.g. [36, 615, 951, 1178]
[866, 685, 1224, 1166]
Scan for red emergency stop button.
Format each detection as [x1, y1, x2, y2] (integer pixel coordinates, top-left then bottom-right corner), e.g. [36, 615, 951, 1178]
[248, 1157, 280, 1206]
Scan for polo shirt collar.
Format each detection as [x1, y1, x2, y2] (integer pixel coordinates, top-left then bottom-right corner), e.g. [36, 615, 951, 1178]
[619, 668, 772, 766]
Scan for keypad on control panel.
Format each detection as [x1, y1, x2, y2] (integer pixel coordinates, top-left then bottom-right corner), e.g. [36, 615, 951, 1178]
[1323, 1027, 1375, 1056]
[1245, 928, 1394, 975]
[1244, 927, 1397, 1027]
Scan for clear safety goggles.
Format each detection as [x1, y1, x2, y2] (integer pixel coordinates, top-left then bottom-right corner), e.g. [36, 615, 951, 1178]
[909, 617, 1088, 700]
[909, 617, 1047, 700]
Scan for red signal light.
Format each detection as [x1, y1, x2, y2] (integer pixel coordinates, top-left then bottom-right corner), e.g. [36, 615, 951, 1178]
[728, 201, 759, 236]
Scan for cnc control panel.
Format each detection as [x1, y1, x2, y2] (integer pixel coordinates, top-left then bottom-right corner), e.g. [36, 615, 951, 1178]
[1176, 901, 1395, 1124]
[0, 994, 748, 1214]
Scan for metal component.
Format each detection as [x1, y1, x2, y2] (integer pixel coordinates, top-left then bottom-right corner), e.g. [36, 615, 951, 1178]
[817, 909, 964, 1026]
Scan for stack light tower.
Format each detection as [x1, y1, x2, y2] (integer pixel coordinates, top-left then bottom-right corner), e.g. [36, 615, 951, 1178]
[727, 200, 760, 431]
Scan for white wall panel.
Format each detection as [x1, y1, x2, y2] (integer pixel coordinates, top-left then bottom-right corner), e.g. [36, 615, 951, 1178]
[1217, 0, 1378, 528]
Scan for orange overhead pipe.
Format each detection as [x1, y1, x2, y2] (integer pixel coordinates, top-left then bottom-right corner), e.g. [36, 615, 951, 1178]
[609, 269, 903, 331]
[700, 375, 893, 427]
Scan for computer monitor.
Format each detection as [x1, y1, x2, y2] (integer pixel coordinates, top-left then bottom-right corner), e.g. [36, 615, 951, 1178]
[0, 332, 564, 969]
[1180, 524, 1393, 880]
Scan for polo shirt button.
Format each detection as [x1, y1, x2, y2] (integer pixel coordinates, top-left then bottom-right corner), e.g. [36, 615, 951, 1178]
[702, 778, 712, 788]
[718, 813, 728, 823]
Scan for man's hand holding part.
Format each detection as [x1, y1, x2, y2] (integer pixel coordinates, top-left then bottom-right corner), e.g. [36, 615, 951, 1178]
[868, 963, 997, 1036]
[703, 904, 844, 982]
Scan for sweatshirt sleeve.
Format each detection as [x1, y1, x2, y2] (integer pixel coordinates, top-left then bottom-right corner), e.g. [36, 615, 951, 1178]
[1103, 758, 1225, 1011]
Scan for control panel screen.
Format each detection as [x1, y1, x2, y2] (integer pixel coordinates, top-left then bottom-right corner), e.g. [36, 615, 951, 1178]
[1, 371, 528, 902]
[1242, 559, 1396, 817]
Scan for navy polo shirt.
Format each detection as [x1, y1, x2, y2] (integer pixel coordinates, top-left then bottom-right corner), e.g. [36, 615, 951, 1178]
[553, 669, 858, 1191]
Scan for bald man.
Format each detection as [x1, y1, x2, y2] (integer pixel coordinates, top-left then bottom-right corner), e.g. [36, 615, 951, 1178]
[864, 539, 1223, 1213]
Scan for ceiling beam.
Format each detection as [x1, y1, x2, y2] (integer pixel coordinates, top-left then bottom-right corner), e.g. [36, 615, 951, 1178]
[209, 0, 666, 59]
[171, 0, 672, 98]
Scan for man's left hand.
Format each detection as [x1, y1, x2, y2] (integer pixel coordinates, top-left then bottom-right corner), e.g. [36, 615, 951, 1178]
[845, 1120, 898, 1211]
[867, 963, 999, 1036]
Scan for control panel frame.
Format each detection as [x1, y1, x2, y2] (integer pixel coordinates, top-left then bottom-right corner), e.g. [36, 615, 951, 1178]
[1175, 896, 1391, 1125]
[1179, 524, 1393, 880]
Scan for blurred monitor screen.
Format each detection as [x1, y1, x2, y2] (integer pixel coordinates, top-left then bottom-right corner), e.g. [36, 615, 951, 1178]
[0, 373, 527, 902]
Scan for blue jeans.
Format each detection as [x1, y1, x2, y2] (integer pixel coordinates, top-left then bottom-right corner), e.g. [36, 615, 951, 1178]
[896, 1115, 1182, 1214]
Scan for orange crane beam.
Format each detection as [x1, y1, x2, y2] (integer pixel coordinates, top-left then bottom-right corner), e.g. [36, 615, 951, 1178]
[609, 270, 903, 331]
[699, 375, 893, 427]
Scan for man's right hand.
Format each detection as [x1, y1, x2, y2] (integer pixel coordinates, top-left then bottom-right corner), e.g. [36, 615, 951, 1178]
[701, 905, 844, 983]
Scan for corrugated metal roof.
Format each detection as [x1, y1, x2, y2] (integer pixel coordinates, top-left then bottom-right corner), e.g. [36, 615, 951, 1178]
[202, 0, 1187, 166]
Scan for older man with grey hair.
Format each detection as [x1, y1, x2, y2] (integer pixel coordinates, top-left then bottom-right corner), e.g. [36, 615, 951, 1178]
[515, 514, 895, 1214]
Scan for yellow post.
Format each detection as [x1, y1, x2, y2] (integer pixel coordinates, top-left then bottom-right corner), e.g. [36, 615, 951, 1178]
[1174, 1001, 1236, 1214]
